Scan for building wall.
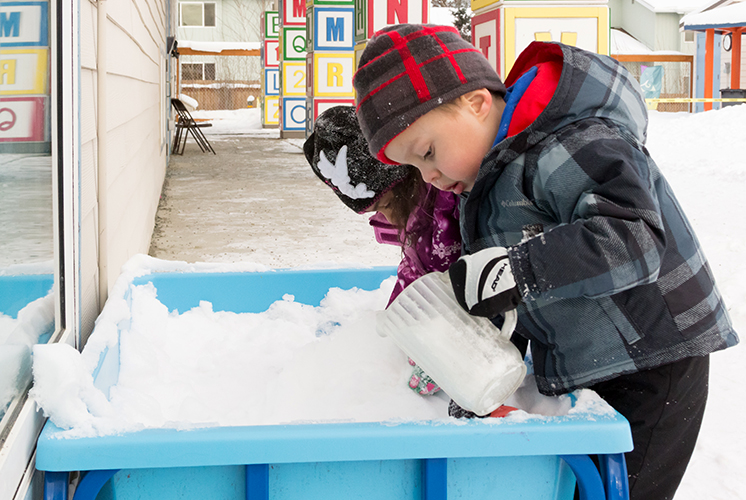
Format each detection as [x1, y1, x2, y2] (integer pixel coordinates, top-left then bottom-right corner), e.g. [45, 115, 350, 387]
[654, 12, 683, 51]
[612, 0, 656, 49]
[79, 0, 174, 340]
[176, 0, 262, 43]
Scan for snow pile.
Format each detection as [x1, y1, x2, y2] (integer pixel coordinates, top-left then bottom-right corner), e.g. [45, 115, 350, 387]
[190, 108, 277, 137]
[29, 255, 612, 438]
[644, 106, 746, 500]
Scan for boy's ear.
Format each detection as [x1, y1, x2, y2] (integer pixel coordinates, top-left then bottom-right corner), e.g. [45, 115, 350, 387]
[462, 88, 492, 121]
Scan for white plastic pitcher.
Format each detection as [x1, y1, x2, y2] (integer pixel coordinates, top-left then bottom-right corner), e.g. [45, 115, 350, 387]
[377, 271, 526, 416]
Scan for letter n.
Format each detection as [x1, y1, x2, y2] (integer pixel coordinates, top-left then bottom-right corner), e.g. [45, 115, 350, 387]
[387, 0, 407, 24]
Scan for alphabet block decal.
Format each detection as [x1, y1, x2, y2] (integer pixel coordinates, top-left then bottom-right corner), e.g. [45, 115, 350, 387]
[263, 11, 280, 39]
[305, 98, 356, 135]
[282, 61, 306, 96]
[264, 40, 279, 67]
[263, 96, 280, 126]
[503, 6, 609, 74]
[264, 68, 280, 96]
[314, 7, 355, 51]
[354, 41, 367, 71]
[313, 52, 355, 97]
[282, 0, 306, 26]
[472, 8, 500, 76]
[354, 0, 367, 42]
[282, 26, 307, 61]
[365, 0, 429, 39]
[282, 97, 307, 130]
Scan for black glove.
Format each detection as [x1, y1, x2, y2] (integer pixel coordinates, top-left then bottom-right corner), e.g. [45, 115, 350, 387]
[448, 247, 522, 318]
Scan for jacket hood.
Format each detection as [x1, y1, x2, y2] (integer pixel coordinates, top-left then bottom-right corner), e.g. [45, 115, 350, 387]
[483, 42, 648, 169]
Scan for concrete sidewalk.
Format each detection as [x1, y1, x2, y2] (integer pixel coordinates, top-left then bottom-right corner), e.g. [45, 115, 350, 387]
[148, 134, 401, 269]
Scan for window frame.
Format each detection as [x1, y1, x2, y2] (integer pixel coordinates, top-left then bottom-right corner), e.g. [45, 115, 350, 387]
[179, 2, 216, 28]
[0, 0, 79, 497]
[181, 61, 216, 80]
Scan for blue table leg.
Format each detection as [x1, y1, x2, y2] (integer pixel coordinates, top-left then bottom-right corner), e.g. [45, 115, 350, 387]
[44, 471, 69, 500]
[561, 455, 605, 500]
[246, 464, 269, 500]
[599, 453, 629, 500]
[422, 458, 447, 500]
[72, 470, 119, 500]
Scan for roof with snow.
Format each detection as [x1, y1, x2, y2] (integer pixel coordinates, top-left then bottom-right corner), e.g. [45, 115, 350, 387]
[610, 29, 685, 55]
[635, 0, 712, 14]
[177, 40, 261, 53]
[681, 2, 746, 30]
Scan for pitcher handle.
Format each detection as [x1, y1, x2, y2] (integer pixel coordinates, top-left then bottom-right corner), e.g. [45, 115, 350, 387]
[498, 309, 518, 342]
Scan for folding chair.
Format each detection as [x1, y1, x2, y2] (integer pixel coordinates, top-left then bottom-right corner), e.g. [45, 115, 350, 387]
[171, 98, 216, 155]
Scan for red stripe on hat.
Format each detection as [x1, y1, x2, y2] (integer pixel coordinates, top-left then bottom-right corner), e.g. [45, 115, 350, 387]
[356, 47, 482, 110]
[387, 31, 430, 103]
[425, 26, 468, 84]
[355, 26, 463, 106]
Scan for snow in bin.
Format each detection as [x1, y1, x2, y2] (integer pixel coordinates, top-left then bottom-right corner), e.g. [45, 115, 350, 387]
[29, 255, 613, 439]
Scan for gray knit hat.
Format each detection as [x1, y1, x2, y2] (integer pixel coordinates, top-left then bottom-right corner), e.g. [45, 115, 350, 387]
[353, 24, 506, 164]
[303, 105, 412, 213]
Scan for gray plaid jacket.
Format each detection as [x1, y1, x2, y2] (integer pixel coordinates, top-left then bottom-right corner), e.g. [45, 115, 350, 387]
[461, 42, 738, 395]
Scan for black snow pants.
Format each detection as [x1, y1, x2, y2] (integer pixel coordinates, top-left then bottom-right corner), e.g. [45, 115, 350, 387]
[588, 354, 710, 500]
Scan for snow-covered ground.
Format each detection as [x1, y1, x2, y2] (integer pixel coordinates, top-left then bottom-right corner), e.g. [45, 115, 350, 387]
[33, 105, 746, 499]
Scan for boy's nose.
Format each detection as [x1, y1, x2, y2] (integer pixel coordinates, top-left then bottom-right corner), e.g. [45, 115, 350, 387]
[419, 166, 440, 184]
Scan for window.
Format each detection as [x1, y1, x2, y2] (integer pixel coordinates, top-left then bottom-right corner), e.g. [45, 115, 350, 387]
[684, 30, 695, 43]
[0, 0, 57, 433]
[182, 62, 216, 80]
[180, 2, 216, 27]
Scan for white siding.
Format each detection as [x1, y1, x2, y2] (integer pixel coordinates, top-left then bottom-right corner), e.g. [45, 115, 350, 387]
[78, 0, 174, 342]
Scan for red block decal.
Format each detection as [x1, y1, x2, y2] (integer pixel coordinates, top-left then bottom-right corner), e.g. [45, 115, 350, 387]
[387, 0, 407, 24]
[479, 35, 491, 58]
[293, 0, 305, 18]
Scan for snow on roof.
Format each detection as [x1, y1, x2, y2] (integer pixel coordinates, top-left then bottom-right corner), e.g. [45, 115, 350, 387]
[636, 0, 712, 14]
[611, 29, 654, 54]
[610, 29, 685, 55]
[178, 40, 261, 53]
[681, 1, 746, 29]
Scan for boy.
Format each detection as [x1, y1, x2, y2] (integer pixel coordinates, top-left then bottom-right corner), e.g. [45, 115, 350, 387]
[353, 24, 738, 499]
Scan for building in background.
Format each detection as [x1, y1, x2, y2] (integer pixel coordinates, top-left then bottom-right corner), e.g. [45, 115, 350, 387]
[176, 0, 265, 109]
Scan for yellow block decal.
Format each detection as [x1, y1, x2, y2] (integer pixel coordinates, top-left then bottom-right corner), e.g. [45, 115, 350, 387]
[0, 49, 47, 95]
[314, 52, 355, 97]
[504, 7, 609, 76]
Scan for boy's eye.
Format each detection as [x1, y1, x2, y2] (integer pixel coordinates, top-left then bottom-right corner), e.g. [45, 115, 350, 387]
[423, 147, 433, 160]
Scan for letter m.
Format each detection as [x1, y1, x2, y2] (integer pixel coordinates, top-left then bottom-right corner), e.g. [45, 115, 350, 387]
[327, 17, 344, 42]
[387, 0, 407, 24]
[0, 12, 20, 38]
[292, 0, 305, 19]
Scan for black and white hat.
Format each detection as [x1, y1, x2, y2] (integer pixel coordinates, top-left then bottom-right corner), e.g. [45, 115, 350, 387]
[303, 105, 412, 213]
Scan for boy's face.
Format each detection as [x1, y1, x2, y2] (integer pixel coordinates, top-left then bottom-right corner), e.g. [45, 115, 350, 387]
[383, 89, 501, 195]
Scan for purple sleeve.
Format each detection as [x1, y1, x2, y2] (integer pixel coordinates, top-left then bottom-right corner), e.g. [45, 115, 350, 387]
[385, 188, 462, 307]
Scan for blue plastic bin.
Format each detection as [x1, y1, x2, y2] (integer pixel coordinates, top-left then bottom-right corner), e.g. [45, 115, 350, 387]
[36, 267, 632, 500]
